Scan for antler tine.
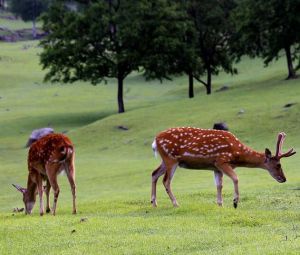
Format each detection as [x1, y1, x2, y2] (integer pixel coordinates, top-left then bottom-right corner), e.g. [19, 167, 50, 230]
[279, 148, 296, 158]
[275, 132, 286, 158]
[275, 132, 296, 159]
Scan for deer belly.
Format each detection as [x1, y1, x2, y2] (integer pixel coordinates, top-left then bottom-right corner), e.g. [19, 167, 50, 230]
[178, 158, 215, 170]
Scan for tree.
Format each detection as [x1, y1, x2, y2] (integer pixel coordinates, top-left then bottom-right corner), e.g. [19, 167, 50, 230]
[144, 0, 237, 96]
[140, 0, 200, 98]
[10, 0, 50, 38]
[0, 0, 6, 9]
[187, 0, 237, 94]
[40, 0, 187, 112]
[232, 0, 300, 79]
[40, 0, 148, 113]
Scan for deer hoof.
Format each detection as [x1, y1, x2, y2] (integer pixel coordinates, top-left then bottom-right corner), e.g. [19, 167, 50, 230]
[40, 212, 44, 216]
[151, 200, 157, 207]
[233, 199, 238, 208]
[173, 201, 179, 207]
[72, 210, 77, 215]
[46, 208, 51, 213]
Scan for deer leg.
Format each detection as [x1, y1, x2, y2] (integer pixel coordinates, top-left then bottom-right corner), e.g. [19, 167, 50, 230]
[45, 179, 51, 213]
[151, 162, 166, 207]
[215, 162, 239, 208]
[64, 160, 77, 214]
[46, 164, 60, 216]
[214, 170, 223, 206]
[36, 173, 44, 216]
[163, 161, 179, 207]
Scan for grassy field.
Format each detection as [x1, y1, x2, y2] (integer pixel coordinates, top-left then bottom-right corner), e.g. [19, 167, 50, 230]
[1, 38, 300, 255]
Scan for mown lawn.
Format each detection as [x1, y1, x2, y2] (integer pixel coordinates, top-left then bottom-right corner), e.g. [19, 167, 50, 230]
[0, 41, 300, 254]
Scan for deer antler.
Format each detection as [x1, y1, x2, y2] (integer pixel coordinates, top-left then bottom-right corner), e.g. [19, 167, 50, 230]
[275, 132, 296, 159]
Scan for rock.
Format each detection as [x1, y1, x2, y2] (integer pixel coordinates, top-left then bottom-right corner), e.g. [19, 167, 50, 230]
[117, 125, 129, 131]
[213, 122, 229, 131]
[216, 85, 229, 92]
[13, 207, 24, 213]
[25, 127, 54, 147]
[80, 217, 88, 223]
[284, 103, 296, 108]
[237, 109, 245, 115]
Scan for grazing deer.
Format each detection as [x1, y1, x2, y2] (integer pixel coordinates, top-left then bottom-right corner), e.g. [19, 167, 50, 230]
[13, 133, 76, 216]
[151, 127, 296, 208]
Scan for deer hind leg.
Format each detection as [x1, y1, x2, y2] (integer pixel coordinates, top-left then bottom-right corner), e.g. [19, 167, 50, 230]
[46, 164, 60, 216]
[214, 170, 224, 206]
[64, 160, 77, 214]
[151, 162, 166, 207]
[215, 162, 239, 208]
[45, 179, 51, 213]
[163, 160, 179, 207]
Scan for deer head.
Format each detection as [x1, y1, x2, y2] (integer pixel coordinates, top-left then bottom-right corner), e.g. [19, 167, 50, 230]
[264, 132, 296, 183]
[12, 184, 36, 214]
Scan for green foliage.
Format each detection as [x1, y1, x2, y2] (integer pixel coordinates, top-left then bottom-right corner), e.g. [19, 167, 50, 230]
[40, 0, 163, 112]
[141, 0, 193, 80]
[232, 0, 300, 78]
[186, 0, 238, 94]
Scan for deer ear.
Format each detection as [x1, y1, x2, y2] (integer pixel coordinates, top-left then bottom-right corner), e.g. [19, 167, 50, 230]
[12, 184, 27, 194]
[265, 148, 272, 159]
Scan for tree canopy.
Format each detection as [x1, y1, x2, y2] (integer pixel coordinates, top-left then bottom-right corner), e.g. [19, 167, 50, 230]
[233, 0, 300, 79]
[40, 0, 189, 112]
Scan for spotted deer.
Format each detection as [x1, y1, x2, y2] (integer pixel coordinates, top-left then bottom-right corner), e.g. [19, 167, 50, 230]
[151, 127, 296, 208]
[13, 133, 76, 216]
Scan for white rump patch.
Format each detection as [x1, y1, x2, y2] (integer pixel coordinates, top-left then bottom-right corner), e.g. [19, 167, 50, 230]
[152, 140, 158, 158]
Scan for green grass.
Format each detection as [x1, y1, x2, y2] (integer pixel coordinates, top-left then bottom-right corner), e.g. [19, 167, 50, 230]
[1, 40, 300, 254]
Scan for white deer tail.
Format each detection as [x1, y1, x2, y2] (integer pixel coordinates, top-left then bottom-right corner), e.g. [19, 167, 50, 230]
[152, 139, 157, 158]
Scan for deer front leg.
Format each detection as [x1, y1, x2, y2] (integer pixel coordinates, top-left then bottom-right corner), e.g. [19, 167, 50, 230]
[214, 170, 223, 206]
[36, 173, 44, 216]
[163, 161, 179, 207]
[45, 179, 51, 213]
[151, 162, 166, 207]
[215, 162, 239, 208]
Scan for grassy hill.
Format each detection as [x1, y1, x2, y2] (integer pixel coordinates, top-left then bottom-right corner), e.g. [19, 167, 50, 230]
[0, 39, 300, 255]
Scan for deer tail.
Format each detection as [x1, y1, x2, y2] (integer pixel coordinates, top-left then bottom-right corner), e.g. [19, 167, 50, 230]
[152, 139, 157, 158]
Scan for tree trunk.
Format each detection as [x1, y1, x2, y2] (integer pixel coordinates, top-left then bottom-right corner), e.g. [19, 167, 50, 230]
[206, 66, 212, 95]
[284, 45, 296, 79]
[117, 75, 125, 113]
[188, 72, 194, 98]
[32, 19, 37, 39]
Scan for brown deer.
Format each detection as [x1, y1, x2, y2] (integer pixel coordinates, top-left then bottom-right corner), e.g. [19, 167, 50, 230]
[151, 127, 296, 208]
[13, 133, 76, 216]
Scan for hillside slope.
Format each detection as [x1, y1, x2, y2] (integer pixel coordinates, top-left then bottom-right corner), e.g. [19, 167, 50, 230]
[1, 41, 300, 255]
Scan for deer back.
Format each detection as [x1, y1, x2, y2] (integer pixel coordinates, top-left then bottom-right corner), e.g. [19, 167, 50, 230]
[28, 133, 74, 171]
[155, 127, 248, 167]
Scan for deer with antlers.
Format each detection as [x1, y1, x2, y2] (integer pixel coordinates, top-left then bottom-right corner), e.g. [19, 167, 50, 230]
[13, 133, 76, 216]
[151, 127, 296, 208]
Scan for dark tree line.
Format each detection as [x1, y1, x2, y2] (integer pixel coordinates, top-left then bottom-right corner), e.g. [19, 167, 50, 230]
[8, 0, 300, 113]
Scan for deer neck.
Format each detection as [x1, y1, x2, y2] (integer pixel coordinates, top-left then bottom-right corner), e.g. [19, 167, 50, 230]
[26, 175, 37, 201]
[235, 148, 266, 169]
